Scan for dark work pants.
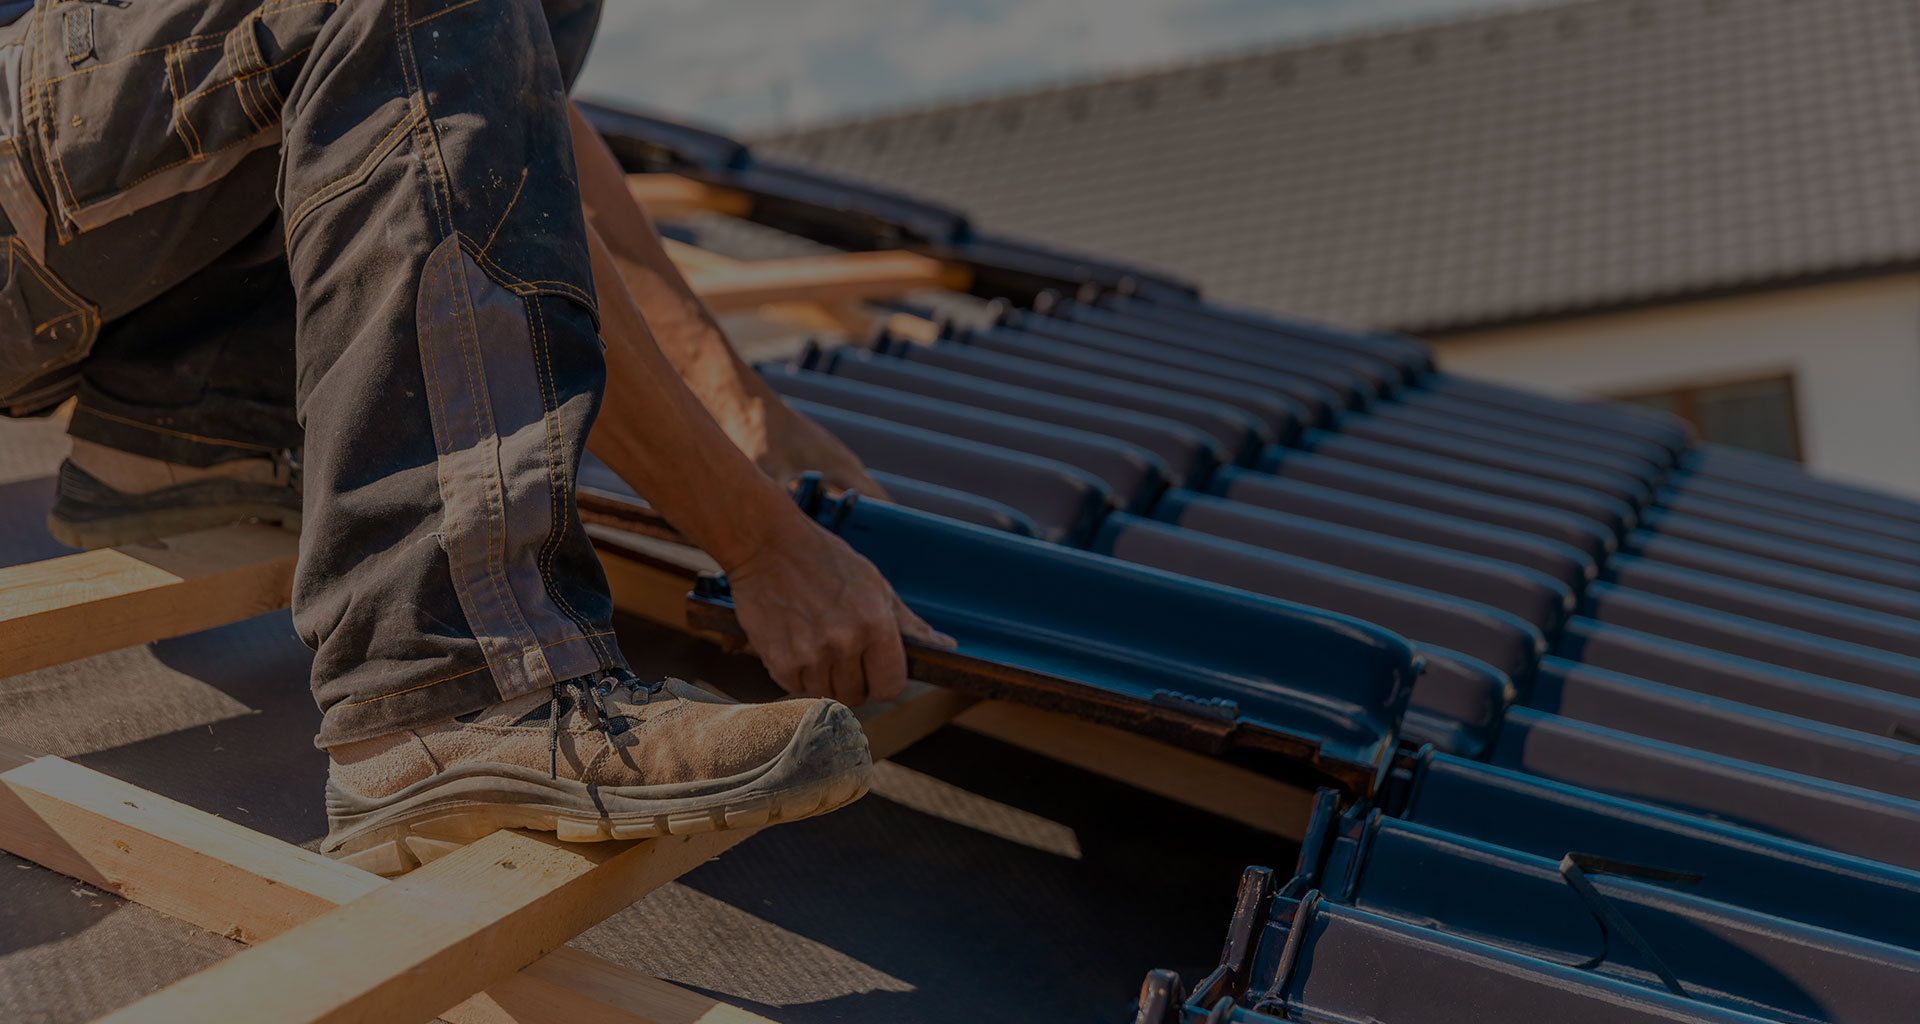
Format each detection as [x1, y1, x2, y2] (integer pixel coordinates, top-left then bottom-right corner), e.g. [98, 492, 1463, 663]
[0, 0, 631, 746]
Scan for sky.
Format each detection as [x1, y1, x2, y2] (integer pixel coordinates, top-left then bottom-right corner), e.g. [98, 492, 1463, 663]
[576, 0, 1566, 133]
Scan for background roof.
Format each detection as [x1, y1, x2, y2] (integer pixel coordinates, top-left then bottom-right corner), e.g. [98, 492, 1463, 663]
[755, 0, 1920, 332]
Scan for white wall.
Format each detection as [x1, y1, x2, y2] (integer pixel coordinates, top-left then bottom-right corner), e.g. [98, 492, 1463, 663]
[1432, 274, 1920, 498]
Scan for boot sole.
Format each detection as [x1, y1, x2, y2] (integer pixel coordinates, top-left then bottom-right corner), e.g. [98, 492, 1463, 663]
[322, 701, 872, 877]
[47, 502, 303, 550]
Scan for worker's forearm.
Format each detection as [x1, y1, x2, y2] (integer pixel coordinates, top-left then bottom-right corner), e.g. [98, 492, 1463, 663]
[582, 223, 800, 572]
[567, 102, 784, 464]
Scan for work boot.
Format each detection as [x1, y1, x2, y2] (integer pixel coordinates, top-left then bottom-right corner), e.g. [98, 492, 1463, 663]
[321, 675, 873, 876]
[47, 439, 302, 549]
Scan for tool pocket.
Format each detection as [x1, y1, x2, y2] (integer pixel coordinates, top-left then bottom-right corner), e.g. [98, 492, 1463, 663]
[0, 236, 99, 415]
[31, 1, 325, 236]
[166, 11, 286, 162]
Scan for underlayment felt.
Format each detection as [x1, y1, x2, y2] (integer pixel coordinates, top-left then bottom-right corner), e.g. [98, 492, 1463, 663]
[0, 447, 1287, 1022]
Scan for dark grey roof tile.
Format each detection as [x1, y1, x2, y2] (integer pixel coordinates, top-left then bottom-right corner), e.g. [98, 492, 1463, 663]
[758, 0, 1920, 330]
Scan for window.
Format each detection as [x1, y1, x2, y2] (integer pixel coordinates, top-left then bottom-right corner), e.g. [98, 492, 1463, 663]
[1617, 373, 1802, 461]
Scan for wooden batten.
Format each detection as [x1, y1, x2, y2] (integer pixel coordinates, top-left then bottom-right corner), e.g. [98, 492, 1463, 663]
[81, 669, 968, 1024]
[0, 735, 769, 1024]
[0, 524, 297, 679]
[627, 174, 753, 220]
[686, 251, 971, 313]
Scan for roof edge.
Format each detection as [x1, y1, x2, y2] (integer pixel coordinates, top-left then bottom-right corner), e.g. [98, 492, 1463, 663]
[1413, 260, 1920, 338]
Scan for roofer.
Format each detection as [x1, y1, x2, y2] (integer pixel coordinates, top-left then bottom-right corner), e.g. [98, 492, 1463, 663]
[0, 0, 949, 875]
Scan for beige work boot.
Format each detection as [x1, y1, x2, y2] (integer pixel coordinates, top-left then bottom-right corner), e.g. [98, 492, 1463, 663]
[47, 439, 302, 549]
[321, 676, 872, 876]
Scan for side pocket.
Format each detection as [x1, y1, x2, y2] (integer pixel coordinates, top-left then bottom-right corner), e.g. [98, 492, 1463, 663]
[0, 236, 99, 415]
[31, 0, 329, 235]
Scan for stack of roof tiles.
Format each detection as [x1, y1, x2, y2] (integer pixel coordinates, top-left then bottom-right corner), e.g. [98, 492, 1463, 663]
[587, 103, 1920, 1023]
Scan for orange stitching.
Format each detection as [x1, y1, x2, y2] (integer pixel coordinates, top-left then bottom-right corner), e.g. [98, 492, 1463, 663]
[420, 250, 484, 661]
[10, 237, 90, 312]
[24, 14, 74, 246]
[19, 12, 33, 121]
[260, 0, 339, 13]
[478, 166, 527, 255]
[258, 66, 284, 109]
[174, 45, 314, 106]
[31, 309, 86, 336]
[408, 94, 452, 236]
[463, 243, 597, 312]
[444, 240, 532, 662]
[424, 247, 532, 688]
[15, 235, 101, 342]
[446, 242, 573, 690]
[38, 41, 184, 86]
[105, 127, 271, 197]
[248, 19, 287, 108]
[33, 30, 245, 87]
[526, 295, 614, 664]
[228, 48, 270, 134]
[158, 42, 203, 159]
[395, 0, 453, 234]
[173, 94, 204, 159]
[407, 0, 482, 28]
[232, 18, 274, 130]
[45, 81, 82, 217]
[74, 405, 281, 453]
[284, 108, 416, 237]
[237, 78, 270, 134]
[334, 630, 618, 707]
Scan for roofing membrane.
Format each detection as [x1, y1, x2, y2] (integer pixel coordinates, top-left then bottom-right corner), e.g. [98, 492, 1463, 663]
[591, 104, 1920, 1021]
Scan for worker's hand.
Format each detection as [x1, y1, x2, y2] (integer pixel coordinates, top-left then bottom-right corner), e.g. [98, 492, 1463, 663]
[755, 405, 892, 501]
[726, 512, 953, 705]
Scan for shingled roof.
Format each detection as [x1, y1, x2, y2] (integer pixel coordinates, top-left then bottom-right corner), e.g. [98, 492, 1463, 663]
[754, 0, 1920, 332]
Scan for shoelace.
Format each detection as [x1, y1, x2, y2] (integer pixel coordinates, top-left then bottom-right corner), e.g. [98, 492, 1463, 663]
[546, 672, 664, 779]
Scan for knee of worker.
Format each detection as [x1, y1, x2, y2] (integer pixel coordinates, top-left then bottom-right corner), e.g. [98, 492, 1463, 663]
[281, 0, 598, 326]
[411, 236, 607, 446]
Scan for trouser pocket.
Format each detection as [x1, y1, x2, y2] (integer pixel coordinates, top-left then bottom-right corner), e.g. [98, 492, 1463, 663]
[29, 0, 329, 238]
[0, 234, 98, 415]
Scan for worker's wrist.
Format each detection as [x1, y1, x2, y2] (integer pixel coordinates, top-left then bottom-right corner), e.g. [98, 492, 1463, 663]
[701, 472, 813, 574]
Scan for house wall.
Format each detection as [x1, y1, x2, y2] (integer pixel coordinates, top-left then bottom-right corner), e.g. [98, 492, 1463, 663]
[1431, 274, 1920, 498]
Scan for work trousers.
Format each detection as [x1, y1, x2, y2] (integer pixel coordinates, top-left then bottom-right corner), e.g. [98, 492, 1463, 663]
[0, 0, 633, 745]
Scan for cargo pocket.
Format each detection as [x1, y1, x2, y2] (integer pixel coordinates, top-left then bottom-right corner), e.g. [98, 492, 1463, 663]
[31, 1, 324, 236]
[167, 12, 288, 162]
[0, 236, 99, 415]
